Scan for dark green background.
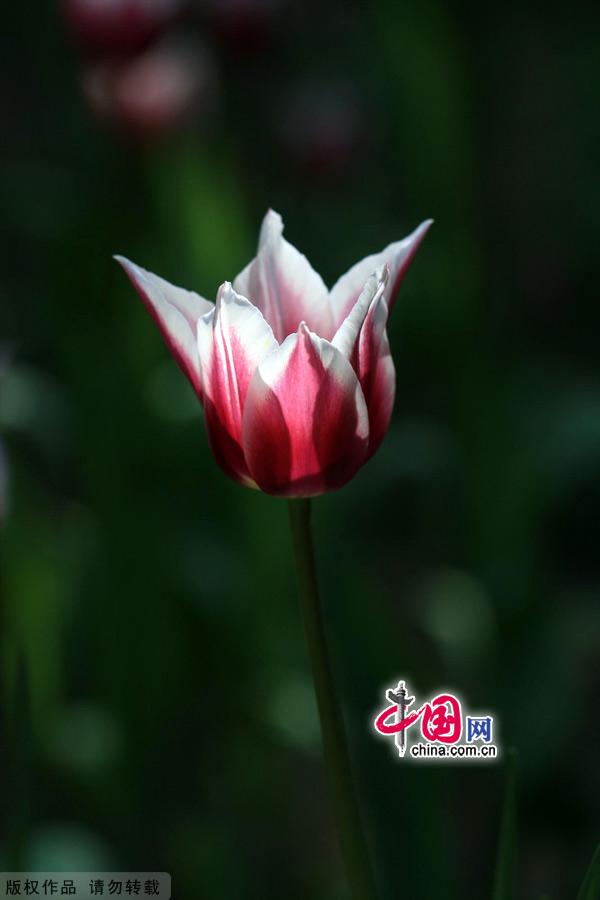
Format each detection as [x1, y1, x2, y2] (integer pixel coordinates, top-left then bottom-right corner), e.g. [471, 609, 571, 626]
[1, 1, 599, 897]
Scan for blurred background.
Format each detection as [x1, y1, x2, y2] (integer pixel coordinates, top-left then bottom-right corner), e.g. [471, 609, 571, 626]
[1, 1, 599, 897]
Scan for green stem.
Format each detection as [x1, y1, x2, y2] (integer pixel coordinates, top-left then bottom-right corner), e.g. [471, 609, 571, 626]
[287, 498, 376, 900]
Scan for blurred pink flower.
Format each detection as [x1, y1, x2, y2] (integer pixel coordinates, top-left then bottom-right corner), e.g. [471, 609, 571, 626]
[63, 0, 182, 55]
[116, 210, 431, 496]
[81, 39, 211, 138]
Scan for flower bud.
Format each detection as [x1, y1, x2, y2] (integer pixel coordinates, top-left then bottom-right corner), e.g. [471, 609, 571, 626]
[116, 212, 432, 495]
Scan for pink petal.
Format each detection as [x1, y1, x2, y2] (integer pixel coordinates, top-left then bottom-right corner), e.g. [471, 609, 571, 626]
[331, 265, 388, 358]
[115, 256, 212, 397]
[328, 219, 433, 332]
[197, 282, 278, 486]
[242, 323, 369, 497]
[332, 266, 394, 457]
[233, 209, 332, 342]
[354, 294, 395, 459]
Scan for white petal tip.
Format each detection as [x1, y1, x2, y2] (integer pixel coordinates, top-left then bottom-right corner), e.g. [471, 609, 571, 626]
[360, 265, 389, 302]
[216, 280, 253, 308]
[259, 208, 285, 248]
[114, 256, 149, 286]
[376, 263, 390, 284]
[406, 219, 434, 245]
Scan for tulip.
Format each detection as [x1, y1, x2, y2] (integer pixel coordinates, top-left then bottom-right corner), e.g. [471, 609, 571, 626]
[116, 210, 431, 496]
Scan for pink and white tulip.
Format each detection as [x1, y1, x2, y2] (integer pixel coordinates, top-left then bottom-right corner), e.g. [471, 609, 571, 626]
[116, 210, 431, 496]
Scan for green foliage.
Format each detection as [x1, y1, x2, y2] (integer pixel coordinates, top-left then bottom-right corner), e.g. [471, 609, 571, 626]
[577, 844, 600, 900]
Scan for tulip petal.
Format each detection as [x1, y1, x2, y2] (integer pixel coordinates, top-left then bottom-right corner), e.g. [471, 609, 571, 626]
[331, 265, 388, 358]
[328, 219, 433, 331]
[258, 207, 284, 248]
[331, 266, 394, 456]
[354, 293, 395, 459]
[242, 323, 369, 497]
[233, 209, 332, 342]
[332, 267, 395, 458]
[197, 282, 278, 486]
[115, 256, 212, 397]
